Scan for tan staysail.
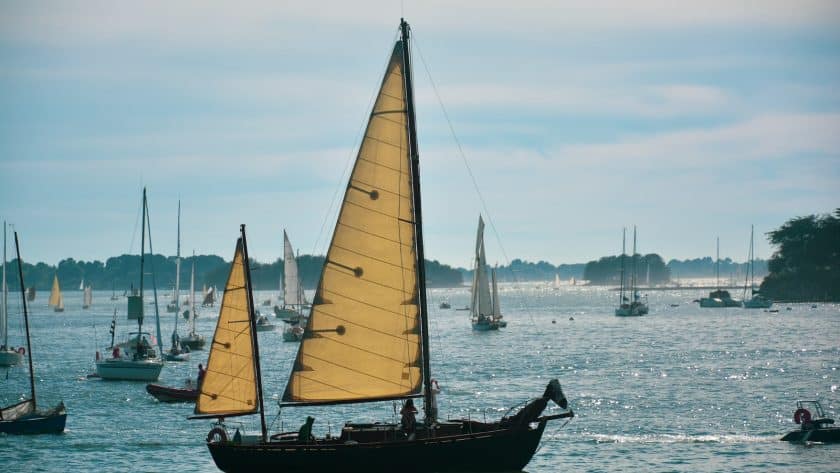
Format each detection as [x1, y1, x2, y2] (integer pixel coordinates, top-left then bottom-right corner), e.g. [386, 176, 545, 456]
[48, 274, 62, 307]
[282, 41, 422, 403]
[195, 239, 258, 416]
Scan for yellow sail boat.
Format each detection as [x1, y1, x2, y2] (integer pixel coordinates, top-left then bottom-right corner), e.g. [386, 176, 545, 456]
[194, 19, 573, 473]
[48, 274, 64, 313]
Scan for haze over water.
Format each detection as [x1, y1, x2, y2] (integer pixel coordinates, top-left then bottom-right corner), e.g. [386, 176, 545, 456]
[1, 286, 836, 472]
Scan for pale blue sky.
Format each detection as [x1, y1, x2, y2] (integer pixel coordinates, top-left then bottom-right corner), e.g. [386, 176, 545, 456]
[1, 1, 838, 268]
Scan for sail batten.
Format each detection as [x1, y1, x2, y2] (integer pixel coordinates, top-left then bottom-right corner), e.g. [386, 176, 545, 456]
[194, 239, 258, 417]
[283, 41, 422, 404]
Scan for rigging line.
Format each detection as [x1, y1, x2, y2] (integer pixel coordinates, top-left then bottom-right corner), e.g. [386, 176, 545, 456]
[310, 29, 403, 257]
[127, 194, 143, 258]
[413, 34, 540, 331]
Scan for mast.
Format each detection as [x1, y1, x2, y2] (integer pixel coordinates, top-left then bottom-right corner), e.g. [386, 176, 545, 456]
[145, 195, 164, 357]
[2, 221, 6, 349]
[750, 225, 755, 294]
[240, 224, 268, 442]
[174, 200, 181, 308]
[631, 226, 637, 301]
[13, 232, 37, 408]
[618, 227, 625, 306]
[715, 236, 720, 291]
[190, 252, 196, 334]
[400, 18, 433, 420]
[138, 188, 146, 349]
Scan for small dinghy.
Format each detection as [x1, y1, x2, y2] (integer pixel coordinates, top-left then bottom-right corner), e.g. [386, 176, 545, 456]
[780, 400, 839, 443]
[146, 383, 199, 403]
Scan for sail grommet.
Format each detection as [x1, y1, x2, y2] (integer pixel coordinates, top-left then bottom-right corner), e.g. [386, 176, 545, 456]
[335, 325, 346, 336]
[369, 190, 379, 200]
[353, 267, 364, 277]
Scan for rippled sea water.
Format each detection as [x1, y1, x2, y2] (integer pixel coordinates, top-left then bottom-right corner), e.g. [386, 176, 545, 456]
[1, 286, 837, 472]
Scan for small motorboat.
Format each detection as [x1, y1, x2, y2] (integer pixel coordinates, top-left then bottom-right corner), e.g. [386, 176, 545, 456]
[146, 383, 199, 403]
[439, 300, 451, 309]
[255, 313, 276, 332]
[780, 400, 839, 443]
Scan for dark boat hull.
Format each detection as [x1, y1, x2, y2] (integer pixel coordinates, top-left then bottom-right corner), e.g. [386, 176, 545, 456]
[781, 427, 840, 443]
[0, 413, 67, 435]
[208, 421, 548, 473]
[146, 384, 198, 403]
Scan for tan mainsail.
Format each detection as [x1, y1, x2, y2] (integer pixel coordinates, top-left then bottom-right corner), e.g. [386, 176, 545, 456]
[283, 42, 422, 403]
[48, 274, 61, 307]
[195, 239, 258, 416]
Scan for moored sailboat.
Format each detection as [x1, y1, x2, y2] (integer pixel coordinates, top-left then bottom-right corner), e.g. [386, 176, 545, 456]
[0, 231, 67, 434]
[615, 226, 648, 316]
[95, 188, 164, 381]
[273, 231, 309, 321]
[470, 216, 500, 331]
[180, 255, 205, 350]
[698, 237, 741, 308]
[742, 225, 772, 309]
[194, 21, 573, 472]
[0, 221, 23, 367]
[167, 201, 182, 314]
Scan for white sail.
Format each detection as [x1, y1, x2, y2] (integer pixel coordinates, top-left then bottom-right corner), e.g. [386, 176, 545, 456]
[553, 274, 561, 289]
[470, 216, 492, 318]
[79, 278, 84, 291]
[83, 285, 92, 307]
[282, 231, 306, 306]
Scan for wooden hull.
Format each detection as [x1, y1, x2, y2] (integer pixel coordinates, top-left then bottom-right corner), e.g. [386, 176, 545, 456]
[0, 412, 66, 435]
[208, 421, 549, 473]
[146, 384, 198, 403]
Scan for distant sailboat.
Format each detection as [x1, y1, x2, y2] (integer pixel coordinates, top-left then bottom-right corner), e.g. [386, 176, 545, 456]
[202, 286, 216, 307]
[49, 274, 64, 313]
[95, 188, 164, 381]
[0, 230, 67, 434]
[274, 230, 310, 321]
[0, 221, 23, 367]
[27, 286, 35, 301]
[79, 278, 84, 291]
[110, 281, 119, 301]
[470, 216, 501, 331]
[742, 225, 772, 309]
[180, 255, 205, 350]
[167, 201, 182, 314]
[82, 285, 92, 309]
[553, 273, 561, 290]
[615, 227, 648, 316]
[698, 237, 741, 308]
[491, 266, 507, 328]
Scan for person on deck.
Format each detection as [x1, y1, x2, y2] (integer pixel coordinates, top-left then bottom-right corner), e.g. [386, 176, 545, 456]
[400, 399, 418, 439]
[197, 363, 206, 388]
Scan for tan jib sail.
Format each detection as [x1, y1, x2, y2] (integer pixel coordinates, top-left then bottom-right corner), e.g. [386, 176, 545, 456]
[48, 274, 62, 307]
[194, 238, 258, 417]
[282, 41, 422, 404]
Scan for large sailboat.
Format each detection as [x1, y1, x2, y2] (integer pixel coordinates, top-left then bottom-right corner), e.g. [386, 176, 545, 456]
[742, 225, 772, 309]
[698, 237, 741, 308]
[0, 231, 67, 434]
[274, 230, 309, 321]
[194, 21, 573, 472]
[0, 221, 23, 367]
[48, 274, 64, 313]
[615, 226, 648, 316]
[95, 188, 164, 381]
[470, 216, 501, 330]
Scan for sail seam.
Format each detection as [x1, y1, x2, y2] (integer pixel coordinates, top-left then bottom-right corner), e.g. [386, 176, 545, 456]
[342, 199, 413, 222]
[330, 243, 410, 272]
[320, 287, 415, 320]
[297, 353, 416, 389]
[311, 306, 419, 344]
[334, 221, 414, 248]
[303, 332, 417, 367]
[359, 134, 406, 152]
[357, 156, 410, 175]
[323, 265, 416, 297]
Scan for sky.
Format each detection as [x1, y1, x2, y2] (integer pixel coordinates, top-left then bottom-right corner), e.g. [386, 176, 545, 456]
[1, 1, 838, 268]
